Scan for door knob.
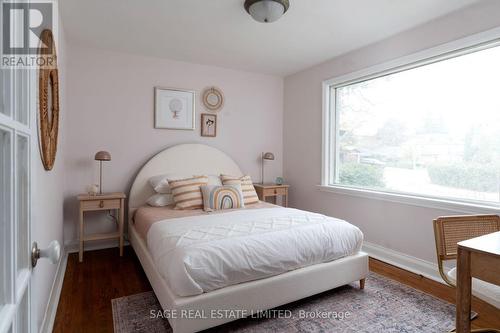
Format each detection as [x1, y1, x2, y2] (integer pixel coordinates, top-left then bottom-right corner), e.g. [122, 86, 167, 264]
[32, 240, 61, 267]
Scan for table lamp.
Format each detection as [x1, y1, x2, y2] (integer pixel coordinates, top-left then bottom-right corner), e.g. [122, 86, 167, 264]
[261, 152, 275, 184]
[94, 151, 111, 195]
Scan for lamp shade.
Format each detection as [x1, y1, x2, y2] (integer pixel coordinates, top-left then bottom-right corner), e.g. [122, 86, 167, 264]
[244, 0, 289, 23]
[94, 151, 111, 161]
[263, 152, 275, 160]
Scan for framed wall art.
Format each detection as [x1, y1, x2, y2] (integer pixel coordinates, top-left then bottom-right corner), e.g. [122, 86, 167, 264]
[154, 87, 195, 130]
[201, 113, 217, 137]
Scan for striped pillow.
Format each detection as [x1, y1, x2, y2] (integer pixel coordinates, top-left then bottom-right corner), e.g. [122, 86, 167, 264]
[220, 175, 259, 205]
[201, 184, 245, 212]
[168, 176, 208, 210]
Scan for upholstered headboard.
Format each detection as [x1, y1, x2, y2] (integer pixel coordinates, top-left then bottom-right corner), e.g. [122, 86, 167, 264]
[128, 143, 243, 222]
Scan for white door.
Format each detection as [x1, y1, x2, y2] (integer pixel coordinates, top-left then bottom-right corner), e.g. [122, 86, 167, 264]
[0, 2, 35, 331]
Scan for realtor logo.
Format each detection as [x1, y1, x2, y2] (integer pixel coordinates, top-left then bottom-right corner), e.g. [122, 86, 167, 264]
[2, 1, 56, 68]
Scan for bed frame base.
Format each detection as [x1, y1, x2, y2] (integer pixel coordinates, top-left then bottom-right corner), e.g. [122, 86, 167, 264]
[129, 222, 369, 333]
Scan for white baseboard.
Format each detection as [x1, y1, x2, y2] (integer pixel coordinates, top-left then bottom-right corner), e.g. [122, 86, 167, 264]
[64, 239, 130, 254]
[362, 241, 447, 284]
[39, 250, 68, 333]
[38, 240, 131, 333]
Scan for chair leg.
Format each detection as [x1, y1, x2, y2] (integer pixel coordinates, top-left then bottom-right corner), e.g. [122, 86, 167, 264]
[360, 278, 365, 290]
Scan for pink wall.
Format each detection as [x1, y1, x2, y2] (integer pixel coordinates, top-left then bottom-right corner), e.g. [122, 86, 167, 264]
[63, 46, 283, 245]
[283, 1, 500, 264]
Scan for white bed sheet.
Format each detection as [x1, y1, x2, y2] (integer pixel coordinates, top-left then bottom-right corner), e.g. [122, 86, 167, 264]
[147, 207, 363, 297]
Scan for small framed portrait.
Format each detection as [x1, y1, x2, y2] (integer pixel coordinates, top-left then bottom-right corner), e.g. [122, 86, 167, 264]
[201, 113, 217, 137]
[154, 87, 195, 130]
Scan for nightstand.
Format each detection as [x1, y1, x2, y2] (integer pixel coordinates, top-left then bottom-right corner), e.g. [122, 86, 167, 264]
[77, 192, 126, 262]
[253, 184, 289, 207]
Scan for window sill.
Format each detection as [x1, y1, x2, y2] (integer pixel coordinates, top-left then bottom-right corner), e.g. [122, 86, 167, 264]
[317, 185, 500, 215]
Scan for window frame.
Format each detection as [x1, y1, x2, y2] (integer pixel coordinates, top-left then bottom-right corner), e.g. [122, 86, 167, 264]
[321, 27, 500, 214]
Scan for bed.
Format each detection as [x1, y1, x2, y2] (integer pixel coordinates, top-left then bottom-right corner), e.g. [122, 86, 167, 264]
[128, 143, 369, 333]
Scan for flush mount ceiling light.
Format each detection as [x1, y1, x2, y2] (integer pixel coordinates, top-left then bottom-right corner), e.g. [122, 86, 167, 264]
[244, 0, 290, 23]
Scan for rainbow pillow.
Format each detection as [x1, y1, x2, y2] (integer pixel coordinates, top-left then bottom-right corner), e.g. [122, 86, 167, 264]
[201, 184, 245, 212]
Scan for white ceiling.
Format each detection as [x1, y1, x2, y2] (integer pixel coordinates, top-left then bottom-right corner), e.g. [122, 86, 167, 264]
[60, 0, 482, 76]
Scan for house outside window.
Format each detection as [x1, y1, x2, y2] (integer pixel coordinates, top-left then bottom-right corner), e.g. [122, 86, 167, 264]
[323, 41, 500, 208]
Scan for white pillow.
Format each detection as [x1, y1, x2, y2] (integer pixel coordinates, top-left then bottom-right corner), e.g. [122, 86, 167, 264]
[146, 193, 174, 207]
[149, 174, 186, 194]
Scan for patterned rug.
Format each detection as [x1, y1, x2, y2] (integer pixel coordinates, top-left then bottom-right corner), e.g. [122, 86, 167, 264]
[112, 272, 456, 333]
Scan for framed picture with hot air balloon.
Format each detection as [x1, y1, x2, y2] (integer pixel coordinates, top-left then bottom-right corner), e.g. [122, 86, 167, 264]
[154, 87, 195, 130]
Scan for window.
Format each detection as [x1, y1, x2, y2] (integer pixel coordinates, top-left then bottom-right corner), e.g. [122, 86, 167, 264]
[324, 41, 500, 207]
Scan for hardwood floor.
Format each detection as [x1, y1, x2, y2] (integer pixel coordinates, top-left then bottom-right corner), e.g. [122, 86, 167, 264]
[53, 247, 151, 333]
[53, 247, 500, 332]
[369, 258, 500, 330]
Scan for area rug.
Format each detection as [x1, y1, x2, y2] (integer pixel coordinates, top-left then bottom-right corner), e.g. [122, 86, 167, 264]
[112, 272, 456, 333]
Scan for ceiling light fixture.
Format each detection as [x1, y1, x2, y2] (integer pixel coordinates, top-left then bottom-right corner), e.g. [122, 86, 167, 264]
[244, 0, 290, 23]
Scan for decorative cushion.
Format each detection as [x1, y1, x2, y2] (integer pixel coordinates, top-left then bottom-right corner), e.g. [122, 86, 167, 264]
[201, 184, 245, 212]
[220, 175, 259, 205]
[195, 175, 222, 187]
[146, 193, 174, 207]
[168, 176, 208, 210]
[151, 174, 221, 194]
[149, 174, 187, 194]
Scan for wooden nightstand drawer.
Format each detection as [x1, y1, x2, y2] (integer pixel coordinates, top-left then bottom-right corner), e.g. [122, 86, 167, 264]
[263, 187, 287, 196]
[274, 187, 287, 195]
[254, 184, 289, 207]
[81, 198, 121, 211]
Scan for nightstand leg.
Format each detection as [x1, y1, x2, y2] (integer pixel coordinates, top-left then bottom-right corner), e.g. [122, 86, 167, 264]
[285, 194, 288, 207]
[119, 199, 124, 256]
[79, 207, 84, 262]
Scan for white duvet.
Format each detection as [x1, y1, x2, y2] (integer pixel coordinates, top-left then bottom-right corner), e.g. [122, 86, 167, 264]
[147, 207, 363, 297]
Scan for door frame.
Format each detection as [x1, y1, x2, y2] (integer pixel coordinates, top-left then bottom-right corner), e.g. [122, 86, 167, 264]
[0, 5, 37, 332]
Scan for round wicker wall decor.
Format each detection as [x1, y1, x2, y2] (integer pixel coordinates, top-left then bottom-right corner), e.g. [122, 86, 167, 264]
[38, 29, 60, 171]
[202, 87, 224, 112]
